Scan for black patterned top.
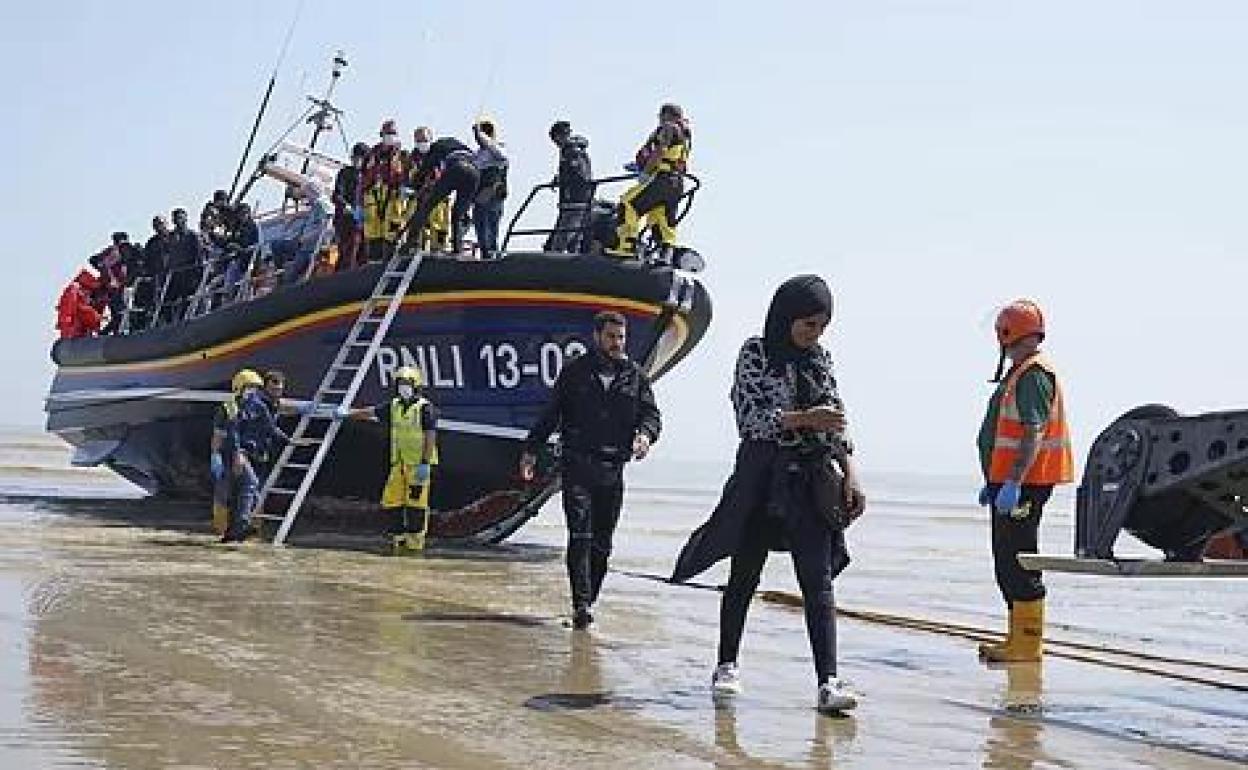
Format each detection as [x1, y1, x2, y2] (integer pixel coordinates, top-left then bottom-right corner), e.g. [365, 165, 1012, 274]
[730, 336, 851, 455]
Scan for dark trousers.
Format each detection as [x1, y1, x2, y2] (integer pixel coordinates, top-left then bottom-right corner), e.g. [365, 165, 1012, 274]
[408, 160, 480, 253]
[473, 197, 504, 258]
[333, 211, 362, 271]
[561, 461, 624, 610]
[719, 506, 839, 683]
[544, 203, 590, 253]
[985, 483, 1052, 603]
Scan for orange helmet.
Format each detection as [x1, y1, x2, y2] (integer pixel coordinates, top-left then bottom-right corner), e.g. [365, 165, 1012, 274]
[995, 300, 1045, 347]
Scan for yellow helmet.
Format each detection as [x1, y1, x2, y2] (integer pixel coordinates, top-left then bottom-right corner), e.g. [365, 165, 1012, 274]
[231, 369, 264, 393]
[395, 366, 424, 388]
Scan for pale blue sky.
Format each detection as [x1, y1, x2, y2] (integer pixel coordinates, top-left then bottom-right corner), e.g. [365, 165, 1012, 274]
[5, 1, 1247, 477]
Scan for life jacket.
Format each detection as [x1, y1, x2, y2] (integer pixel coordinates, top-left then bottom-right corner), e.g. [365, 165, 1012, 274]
[222, 392, 274, 460]
[56, 272, 102, 338]
[390, 397, 438, 467]
[637, 121, 691, 175]
[987, 354, 1074, 485]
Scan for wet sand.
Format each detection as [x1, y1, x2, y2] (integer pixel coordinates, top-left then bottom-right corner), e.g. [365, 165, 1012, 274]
[1, 429, 1244, 768]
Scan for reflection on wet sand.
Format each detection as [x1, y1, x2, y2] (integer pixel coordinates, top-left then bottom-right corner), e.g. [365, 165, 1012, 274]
[713, 699, 859, 770]
[982, 663, 1047, 770]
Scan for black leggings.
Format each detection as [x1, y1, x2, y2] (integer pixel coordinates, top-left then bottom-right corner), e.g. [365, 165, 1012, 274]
[985, 483, 1052, 603]
[408, 160, 480, 252]
[718, 507, 839, 683]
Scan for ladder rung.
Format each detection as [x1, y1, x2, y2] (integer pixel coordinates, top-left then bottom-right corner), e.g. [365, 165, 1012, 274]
[267, 487, 298, 495]
[254, 512, 286, 521]
[322, 388, 349, 395]
[347, 341, 374, 347]
[383, 270, 408, 278]
[284, 463, 312, 470]
[359, 317, 384, 324]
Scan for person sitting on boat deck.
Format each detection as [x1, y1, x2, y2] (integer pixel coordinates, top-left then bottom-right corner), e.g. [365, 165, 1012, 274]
[88, 232, 130, 335]
[332, 142, 369, 272]
[261, 161, 333, 285]
[609, 103, 691, 263]
[520, 310, 662, 629]
[211, 368, 295, 542]
[164, 208, 204, 323]
[671, 276, 867, 714]
[976, 300, 1074, 663]
[407, 126, 451, 253]
[544, 120, 594, 254]
[361, 119, 410, 263]
[405, 132, 480, 256]
[55, 269, 103, 340]
[471, 118, 509, 259]
[334, 366, 439, 551]
[200, 189, 232, 251]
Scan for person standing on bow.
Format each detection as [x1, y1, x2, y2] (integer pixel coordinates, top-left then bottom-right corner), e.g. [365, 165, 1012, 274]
[361, 120, 409, 263]
[335, 366, 439, 552]
[544, 120, 594, 253]
[610, 103, 691, 261]
[671, 275, 866, 715]
[520, 310, 662, 629]
[471, 118, 509, 259]
[332, 142, 369, 272]
[976, 300, 1074, 663]
[405, 132, 479, 256]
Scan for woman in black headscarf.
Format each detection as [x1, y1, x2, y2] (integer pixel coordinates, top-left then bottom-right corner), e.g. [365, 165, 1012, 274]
[671, 274, 867, 714]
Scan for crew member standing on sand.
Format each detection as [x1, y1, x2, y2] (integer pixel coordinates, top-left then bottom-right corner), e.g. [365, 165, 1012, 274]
[211, 369, 293, 542]
[520, 310, 661, 629]
[671, 275, 866, 714]
[336, 366, 439, 552]
[976, 300, 1074, 662]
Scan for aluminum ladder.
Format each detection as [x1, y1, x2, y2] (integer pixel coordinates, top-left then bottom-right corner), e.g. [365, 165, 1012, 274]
[253, 250, 425, 544]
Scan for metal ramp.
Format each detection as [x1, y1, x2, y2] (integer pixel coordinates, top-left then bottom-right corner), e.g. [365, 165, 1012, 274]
[252, 251, 425, 544]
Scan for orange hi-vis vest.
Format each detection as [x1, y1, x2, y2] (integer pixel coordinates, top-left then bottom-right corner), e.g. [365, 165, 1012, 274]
[988, 354, 1074, 485]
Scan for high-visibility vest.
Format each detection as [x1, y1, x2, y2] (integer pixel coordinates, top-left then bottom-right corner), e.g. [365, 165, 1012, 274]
[390, 397, 438, 466]
[655, 132, 690, 174]
[987, 355, 1074, 485]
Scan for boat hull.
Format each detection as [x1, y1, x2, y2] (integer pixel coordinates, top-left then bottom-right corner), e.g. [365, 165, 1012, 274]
[46, 254, 711, 543]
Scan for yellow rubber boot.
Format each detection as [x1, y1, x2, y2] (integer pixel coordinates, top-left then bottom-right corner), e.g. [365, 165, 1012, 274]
[983, 599, 1044, 663]
[978, 605, 1014, 659]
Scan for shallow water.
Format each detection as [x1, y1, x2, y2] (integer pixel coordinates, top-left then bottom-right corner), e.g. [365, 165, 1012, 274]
[0, 427, 1244, 768]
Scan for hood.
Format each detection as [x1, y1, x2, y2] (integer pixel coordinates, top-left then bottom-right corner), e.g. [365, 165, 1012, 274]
[74, 270, 100, 290]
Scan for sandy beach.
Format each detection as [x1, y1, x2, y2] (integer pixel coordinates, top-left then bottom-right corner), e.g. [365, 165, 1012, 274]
[0, 429, 1244, 769]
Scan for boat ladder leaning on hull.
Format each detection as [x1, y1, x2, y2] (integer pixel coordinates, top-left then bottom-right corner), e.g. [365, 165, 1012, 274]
[252, 250, 427, 544]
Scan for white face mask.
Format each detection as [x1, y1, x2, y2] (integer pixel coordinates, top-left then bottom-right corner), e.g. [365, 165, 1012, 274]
[397, 383, 415, 400]
[414, 140, 431, 154]
[382, 135, 400, 148]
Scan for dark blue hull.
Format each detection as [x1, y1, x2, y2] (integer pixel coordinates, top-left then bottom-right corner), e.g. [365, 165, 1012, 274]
[46, 254, 711, 543]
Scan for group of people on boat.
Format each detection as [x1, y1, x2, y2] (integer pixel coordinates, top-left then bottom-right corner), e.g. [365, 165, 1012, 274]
[53, 102, 694, 341]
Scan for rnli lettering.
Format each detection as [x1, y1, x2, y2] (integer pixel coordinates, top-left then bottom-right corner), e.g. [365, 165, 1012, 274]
[375, 339, 587, 391]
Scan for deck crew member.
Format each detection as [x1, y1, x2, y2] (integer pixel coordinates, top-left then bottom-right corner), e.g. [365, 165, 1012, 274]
[471, 118, 508, 259]
[610, 103, 691, 261]
[408, 127, 451, 253]
[405, 133, 479, 256]
[977, 300, 1074, 662]
[335, 366, 439, 552]
[165, 208, 203, 322]
[671, 275, 866, 714]
[55, 270, 103, 339]
[544, 120, 594, 254]
[361, 120, 409, 263]
[211, 369, 293, 542]
[520, 310, 662, 629]
[332, 142, 369, 272]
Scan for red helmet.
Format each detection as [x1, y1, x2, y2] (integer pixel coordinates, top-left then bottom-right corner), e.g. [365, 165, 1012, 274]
[995, 300, 1045, 346]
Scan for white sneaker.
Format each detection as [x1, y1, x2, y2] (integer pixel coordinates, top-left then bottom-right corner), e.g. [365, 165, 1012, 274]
[711, 662, 742, 695]
[818, 678, 859, 713]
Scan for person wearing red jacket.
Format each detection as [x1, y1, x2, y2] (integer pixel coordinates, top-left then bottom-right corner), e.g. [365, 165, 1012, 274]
[56, 270, 103, 339]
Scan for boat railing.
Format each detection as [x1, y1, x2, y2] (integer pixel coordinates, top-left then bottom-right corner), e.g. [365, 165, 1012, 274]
[500, 170, 701, 256]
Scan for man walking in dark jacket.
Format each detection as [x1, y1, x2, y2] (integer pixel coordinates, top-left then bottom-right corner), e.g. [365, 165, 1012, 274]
[520, 310, 661, 628]
[544, 120, 594, 253]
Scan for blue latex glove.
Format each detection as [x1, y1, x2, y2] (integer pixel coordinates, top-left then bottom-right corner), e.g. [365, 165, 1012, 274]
[295, 401, 315, 416]
[210, 453, 225, 481]
[333, 405, 351, 420]
[352, 207, 363, 226]
[413, 464, 431, 484]
[623, 161, 640, 174]
[977, 485, 993, 507]
[993, 481, 1021, 517]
